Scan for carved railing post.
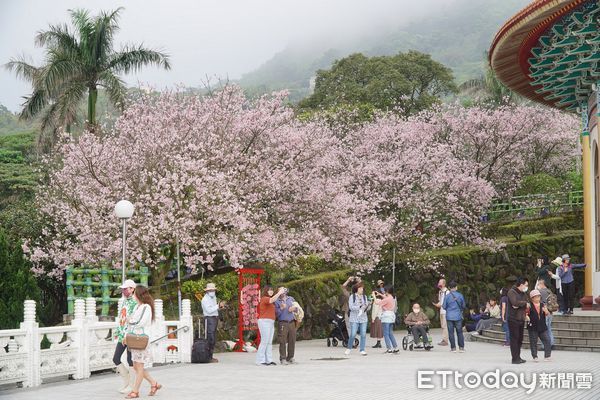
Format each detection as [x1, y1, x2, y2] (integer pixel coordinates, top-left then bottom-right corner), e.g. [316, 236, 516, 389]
[152, 299, 166, 364]
[179, 299, 193, 363]
[20, 300, 40, 387]
[71, 299, 89, 379]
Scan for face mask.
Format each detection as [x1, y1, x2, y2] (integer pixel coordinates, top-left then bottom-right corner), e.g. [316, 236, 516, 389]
[436, 284, 442, 289]
[522, 286, 528, 293]
[208, 292, 216, 298]
[413, 308, 420, 314]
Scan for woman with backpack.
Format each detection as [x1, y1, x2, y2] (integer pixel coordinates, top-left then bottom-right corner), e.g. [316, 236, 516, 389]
[345, 282, 370, 356]
[441, 281, 466, 353]
[527, 289, 552, 362]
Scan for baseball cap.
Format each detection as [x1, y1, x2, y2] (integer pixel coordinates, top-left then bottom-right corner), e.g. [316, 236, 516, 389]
[119, 279, 137, 289]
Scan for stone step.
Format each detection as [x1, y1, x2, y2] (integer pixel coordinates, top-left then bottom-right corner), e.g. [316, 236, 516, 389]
[488, 321, 600, 331]
[552, 314, 600, 323]
[479, 328, 600, 347]
[487, 323, 600, 338]
[470, 333, 600, 352]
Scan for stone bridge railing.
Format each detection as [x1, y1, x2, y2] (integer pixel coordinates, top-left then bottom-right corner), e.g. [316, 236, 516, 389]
[0, 298, 193, 389]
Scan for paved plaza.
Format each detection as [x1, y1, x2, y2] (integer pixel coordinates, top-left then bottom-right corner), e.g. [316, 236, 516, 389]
[2, 328, 598, 400]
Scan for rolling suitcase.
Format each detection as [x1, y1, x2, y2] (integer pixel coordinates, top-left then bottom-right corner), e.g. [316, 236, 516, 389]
[191, 317, 211, 363]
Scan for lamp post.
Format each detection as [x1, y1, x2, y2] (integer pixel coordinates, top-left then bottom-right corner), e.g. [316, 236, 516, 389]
[114, 200, 135, 285]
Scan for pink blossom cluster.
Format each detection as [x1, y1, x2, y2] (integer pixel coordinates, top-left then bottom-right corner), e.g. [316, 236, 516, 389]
[25, 87, 578, 277]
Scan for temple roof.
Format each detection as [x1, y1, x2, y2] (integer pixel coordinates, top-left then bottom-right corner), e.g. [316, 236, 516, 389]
[489, 0, 598, 112]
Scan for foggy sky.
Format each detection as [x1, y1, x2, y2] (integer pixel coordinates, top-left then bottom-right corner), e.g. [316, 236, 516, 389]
[0, 0, 459, 112]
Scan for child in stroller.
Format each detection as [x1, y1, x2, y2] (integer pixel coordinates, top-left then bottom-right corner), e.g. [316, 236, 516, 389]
[326, 309, 359, 348]
[402, 303, 434, 351]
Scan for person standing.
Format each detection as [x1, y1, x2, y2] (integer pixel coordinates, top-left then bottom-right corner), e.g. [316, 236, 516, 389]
[341, 276, 360, 336]
[274, 287, 299, 365]
[500, 288, 510, 347]
[558, 254, 586, 315]
[256, 285, 285, 366]
[442, 281, 465, 353]
[433, 278, 449, 346]
[124, 285, 160, 398]
[345, 282, 370, 356]
[201, 282, 226, 363]
[527, 289, 552, 362]
[536, 256, 554, 290]
[536, 279, 555, 347]
[508, 277, 529, 364]
[370, 280, 385, 348]
[113, 279, 137, 394]
[373, 285, 399, 353]
[550, 257, 565, 314]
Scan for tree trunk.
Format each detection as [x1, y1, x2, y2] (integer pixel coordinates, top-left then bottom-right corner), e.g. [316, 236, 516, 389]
[87, 86, 98, 127]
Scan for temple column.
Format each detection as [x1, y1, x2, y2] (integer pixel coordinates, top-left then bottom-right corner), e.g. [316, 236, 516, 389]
[581, 102, 594, 309]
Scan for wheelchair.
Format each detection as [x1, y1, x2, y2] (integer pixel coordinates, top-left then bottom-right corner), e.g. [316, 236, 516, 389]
[401, 324, 434, 351]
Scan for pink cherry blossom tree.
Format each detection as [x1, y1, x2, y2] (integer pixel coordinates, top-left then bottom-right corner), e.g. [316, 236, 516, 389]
[422, 104, 579, 195]
[25, 87, 389, 280]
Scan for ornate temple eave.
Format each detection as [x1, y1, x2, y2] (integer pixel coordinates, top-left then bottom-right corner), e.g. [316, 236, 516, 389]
[489, 0, 597, 110]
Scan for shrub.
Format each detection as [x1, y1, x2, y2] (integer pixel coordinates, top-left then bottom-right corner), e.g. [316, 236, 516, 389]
[515, 173, 561, 196]
[181, 272, 238, 302]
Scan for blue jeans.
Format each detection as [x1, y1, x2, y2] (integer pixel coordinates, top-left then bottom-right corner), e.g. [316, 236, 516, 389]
[348, 321, 367, 352]
[502, 320, 510, 342]
[256, 319, 275, 364]
[447, 319, 465, 350]
[382, 322, 397, 350]
[545, 315, 554, 346]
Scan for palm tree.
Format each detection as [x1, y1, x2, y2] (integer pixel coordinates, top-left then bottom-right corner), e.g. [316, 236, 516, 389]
[5, 7, 170, 138]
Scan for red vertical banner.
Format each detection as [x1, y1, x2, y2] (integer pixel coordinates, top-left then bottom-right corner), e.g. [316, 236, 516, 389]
[234, 268, 264, 352]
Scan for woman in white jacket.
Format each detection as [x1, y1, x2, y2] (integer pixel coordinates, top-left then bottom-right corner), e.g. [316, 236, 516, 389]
[124, 285, 161, 398]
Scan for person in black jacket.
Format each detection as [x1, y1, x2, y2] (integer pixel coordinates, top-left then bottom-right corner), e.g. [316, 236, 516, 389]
[527, 289, 552, 362]
[507, 277, 529, 364]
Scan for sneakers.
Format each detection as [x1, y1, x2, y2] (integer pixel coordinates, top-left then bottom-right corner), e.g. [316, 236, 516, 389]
[385, 349, 393, 354]
[471, 331, 479, 336]
[287, 358, 295, 364]
[392, 348, 400, 353]
[544, 358, 552, 362]
[437, 340, 448, 346]
[372, 342, 382, 348]
[533, 357, 539, 362]
[280, 359, 288, 365]
[344, 349, 351, 356]
[451, 349, 457, 353]
[360, 351, 367, 356]
[458, 348, 465, 353]
[503, 342, 510, 347]
[268, 362, 277, 366]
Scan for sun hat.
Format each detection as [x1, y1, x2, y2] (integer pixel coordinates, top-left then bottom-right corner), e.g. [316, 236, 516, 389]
[204, 282, 217, 291]
[551, 257, 563, 266]
[530, 289, 541, 298]
[561, 254, 570, 260]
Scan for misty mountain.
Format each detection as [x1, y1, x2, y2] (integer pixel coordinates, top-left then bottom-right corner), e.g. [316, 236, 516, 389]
[238, 0, 528, 102]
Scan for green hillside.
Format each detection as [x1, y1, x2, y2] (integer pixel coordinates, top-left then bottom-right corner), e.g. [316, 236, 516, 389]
[239, 0, 529, 101]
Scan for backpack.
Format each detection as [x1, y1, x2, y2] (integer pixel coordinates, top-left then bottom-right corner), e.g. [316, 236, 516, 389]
[546, 292, 559, 313]
[292, 301, 304, 326]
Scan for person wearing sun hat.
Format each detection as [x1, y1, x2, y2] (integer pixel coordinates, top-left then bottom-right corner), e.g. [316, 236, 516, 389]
[201, 282, 226, 363]
[113, 279, 138, 394]
[526, 289, 552, 362]
[550, 257, 565, 314]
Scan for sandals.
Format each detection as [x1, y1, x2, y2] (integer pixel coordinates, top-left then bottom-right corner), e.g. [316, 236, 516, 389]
[125, 392, 139, 399]
[149, 383, 162, 396]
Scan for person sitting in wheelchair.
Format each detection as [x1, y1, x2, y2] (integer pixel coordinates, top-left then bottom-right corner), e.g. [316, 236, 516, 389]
[404, 303, 432, 349]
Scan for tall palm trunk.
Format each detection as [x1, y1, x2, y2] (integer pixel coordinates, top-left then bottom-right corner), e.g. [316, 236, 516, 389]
[87, 85, 97, 126]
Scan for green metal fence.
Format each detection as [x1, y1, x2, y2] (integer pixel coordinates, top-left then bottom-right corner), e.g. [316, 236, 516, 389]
[486, 190, 583, 220]
[66, 264, 149, 315]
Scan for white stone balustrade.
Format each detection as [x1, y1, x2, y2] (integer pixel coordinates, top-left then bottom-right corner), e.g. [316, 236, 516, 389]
[0, 298, 194, 389]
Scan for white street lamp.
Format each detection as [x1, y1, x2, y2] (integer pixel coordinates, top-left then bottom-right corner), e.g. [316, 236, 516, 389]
[114, 200, 135, 285]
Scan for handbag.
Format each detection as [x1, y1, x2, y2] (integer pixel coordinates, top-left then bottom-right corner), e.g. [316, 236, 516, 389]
[125, 305, 149, 350]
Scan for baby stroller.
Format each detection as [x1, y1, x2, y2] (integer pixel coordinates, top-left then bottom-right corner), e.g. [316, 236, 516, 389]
[326, 309, 359, 348]
[401, 315, 434, 351]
